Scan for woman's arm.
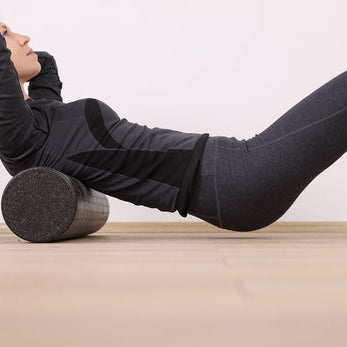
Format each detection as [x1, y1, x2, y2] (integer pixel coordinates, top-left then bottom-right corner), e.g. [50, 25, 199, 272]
[28, 51, 63, 101]
[0, 33, 44, 161]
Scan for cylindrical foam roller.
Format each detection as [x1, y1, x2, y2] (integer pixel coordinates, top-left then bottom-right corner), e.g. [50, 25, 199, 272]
[1, 166, 109, 243]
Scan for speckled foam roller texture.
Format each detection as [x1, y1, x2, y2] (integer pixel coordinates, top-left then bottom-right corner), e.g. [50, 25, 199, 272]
[1, 167, 109, 243]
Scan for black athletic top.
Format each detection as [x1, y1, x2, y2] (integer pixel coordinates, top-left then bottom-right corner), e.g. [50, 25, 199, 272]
[0, 33, 209, 217]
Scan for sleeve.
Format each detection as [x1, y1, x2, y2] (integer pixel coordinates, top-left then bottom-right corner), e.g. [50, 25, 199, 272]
[0, 34, 44, 161]
[28, 51, 63, 102]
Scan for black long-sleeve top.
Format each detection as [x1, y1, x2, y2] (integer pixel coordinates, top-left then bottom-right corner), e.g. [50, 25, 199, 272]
[0, 33, 209, 216]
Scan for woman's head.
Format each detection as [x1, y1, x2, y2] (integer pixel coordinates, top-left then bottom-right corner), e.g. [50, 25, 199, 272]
[0, 21, 41, 84]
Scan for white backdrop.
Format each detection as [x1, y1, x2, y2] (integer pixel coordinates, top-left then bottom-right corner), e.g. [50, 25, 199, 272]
[0, 0, 346, 222]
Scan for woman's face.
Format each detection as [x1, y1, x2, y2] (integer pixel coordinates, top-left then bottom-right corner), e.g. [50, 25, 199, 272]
[0, 22, 41, 83]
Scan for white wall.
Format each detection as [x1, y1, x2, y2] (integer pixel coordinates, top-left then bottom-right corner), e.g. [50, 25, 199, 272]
[1, 0, 346, 222]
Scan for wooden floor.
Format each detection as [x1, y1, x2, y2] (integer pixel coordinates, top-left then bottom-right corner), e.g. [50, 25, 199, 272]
[1, 222, 347, 347]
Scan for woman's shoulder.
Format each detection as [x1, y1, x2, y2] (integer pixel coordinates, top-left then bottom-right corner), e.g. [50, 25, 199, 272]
[27, 97, 104, 121]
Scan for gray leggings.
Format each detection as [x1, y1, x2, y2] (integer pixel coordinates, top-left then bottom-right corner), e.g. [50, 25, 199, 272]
[188, 70, 347, 231]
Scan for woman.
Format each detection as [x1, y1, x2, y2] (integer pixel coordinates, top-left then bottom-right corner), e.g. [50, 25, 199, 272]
[0, 22, 346, 232]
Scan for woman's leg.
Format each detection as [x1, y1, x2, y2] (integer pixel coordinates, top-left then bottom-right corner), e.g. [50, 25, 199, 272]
[188, 70, 347, 231]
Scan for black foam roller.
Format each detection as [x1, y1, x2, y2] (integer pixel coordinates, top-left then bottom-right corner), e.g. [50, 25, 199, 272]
[1, 167, 109, 243]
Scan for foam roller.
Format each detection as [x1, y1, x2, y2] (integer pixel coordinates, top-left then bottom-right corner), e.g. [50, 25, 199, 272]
[1, 167, 109, 243]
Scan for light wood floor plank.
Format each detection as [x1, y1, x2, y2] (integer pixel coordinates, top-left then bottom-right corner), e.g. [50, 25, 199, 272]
[2, 221, 347, 233]
[1, 223, 347, 346]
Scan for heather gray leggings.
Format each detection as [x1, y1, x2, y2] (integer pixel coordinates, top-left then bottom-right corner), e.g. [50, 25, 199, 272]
[187, 70, 347, 231]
